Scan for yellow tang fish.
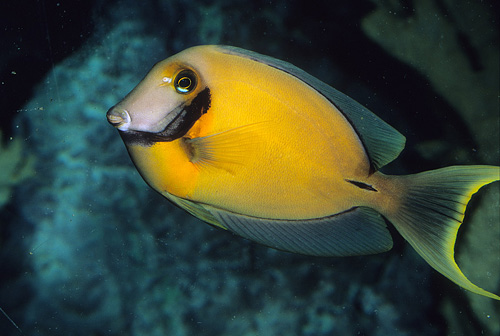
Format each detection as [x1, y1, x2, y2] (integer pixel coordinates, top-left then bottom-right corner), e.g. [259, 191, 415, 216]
[107, 45, 500, 300]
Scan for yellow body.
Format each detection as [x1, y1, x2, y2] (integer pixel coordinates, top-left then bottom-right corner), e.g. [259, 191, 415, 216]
[107, 45, 499, 300]
[128, 48, 388, 219]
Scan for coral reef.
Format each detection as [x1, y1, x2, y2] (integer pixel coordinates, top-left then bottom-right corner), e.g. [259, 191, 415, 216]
[0, 131, 34, 208]
[362, 0, 499, 160]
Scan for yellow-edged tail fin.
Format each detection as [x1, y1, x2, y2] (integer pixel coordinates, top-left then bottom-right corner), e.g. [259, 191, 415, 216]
[388, 166, 500, 300]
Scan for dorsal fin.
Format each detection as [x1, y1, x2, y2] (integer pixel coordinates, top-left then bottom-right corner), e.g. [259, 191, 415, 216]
[218, 45, 406, 171]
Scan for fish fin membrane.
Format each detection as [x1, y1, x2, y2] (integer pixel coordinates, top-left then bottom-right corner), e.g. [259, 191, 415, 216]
[165, 192, 226, 229]
[389, 165, 500, 300]
[322, 88, 406, 171]
[186, 122, 269, 174]
[218, 45, 406, 171]
[208, 206, 393, 256]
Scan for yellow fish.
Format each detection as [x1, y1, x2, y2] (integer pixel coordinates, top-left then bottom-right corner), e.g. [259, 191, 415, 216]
[107, 45, 500, 300]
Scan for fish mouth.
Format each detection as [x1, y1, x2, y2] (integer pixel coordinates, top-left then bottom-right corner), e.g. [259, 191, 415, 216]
[106, 107, 131, 131]
[116, 105, 194, 147]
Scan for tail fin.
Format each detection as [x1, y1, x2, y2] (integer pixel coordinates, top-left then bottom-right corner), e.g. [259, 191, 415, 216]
[387, 165, 500, 300]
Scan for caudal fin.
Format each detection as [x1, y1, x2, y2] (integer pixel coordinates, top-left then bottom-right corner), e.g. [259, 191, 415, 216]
[387, 165, 500, 300]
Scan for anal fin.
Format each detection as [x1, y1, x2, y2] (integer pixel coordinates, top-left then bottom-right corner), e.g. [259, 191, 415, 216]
[209, 206, 393, 257]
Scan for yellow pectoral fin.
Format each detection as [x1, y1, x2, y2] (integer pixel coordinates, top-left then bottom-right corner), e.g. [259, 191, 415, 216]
[185, 121, 271, 174]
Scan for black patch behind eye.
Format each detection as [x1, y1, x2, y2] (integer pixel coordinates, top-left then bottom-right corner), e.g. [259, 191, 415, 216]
[346, 179, 378, 192]
[120, 87, 211, 146]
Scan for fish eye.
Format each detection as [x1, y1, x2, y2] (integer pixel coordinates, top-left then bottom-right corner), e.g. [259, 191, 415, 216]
[174, 70, 197, 94]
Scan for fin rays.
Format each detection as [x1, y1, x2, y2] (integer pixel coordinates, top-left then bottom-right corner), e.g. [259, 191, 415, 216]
[387, 166, 500, 300]
[185, 121, 271, 174]
[208, 206, 394, 257]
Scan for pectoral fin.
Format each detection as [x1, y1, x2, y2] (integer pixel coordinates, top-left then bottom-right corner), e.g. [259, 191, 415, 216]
[185, 122, 269, 174]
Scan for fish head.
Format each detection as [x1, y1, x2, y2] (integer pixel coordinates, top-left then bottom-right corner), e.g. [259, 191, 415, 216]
[106, 47, 212, 144]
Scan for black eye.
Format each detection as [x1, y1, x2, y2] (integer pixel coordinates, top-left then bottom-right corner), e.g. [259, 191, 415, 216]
[174, 70, 197, 94]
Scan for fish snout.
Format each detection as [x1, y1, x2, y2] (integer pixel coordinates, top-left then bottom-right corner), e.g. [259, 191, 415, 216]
[106, 106, 131, 131]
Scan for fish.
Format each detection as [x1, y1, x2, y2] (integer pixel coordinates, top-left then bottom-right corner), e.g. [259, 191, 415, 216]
[106, 45, 500, 300]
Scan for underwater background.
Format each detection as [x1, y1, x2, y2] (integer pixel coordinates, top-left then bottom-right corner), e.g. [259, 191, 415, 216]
[0, 0, 498, 335]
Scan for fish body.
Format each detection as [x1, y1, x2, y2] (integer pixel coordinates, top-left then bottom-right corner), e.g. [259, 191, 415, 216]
[107, 45, 500, 300]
